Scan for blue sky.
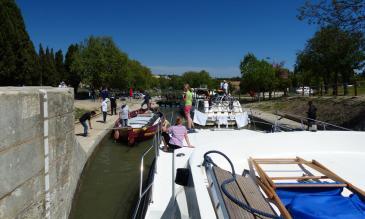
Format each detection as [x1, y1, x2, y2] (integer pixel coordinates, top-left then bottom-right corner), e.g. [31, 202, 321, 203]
[17, 0, 318, 77]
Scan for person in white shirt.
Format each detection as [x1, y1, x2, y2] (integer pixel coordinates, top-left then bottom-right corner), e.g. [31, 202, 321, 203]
[223, 80, 229, 94]
[119, 103, 129, 126]
[58, 81, 67, 88]
[101, 98, 108, 123]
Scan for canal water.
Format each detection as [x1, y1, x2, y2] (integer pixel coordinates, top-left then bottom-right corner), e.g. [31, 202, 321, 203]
[69, 133, 155, 219]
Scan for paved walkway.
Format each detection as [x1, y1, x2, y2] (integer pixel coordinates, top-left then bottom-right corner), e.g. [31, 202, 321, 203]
[74, 99, 143, 155]
[244, 107, 306, 130]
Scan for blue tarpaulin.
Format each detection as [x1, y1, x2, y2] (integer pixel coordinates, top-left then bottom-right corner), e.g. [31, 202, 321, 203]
[276, 187, 365, 219]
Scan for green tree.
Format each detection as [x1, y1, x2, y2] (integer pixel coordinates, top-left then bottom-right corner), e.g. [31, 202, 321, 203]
[71, 36, 128, 89]
[273, 63, 291, 96]
[128, 60, 153, 90]
[0, 0, 40, 85]
[55, 49, 65, 81]
[64, 44, 81, 93]
[71, 36, 153, 91]
[169, 75, 184, 90]
[298, 0, 365, 32]
[158, 76, 170, 90]
[181, 70, 213, 88]
[39, 46, 58, 86]
[240, 53, 275, 99]
[296, 27, 365, 95]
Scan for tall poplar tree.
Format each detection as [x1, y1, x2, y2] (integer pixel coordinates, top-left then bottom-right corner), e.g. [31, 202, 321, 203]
[55, 49, 65, 81]
[0, 0, 39, 85]
[64, 44, 81, 93]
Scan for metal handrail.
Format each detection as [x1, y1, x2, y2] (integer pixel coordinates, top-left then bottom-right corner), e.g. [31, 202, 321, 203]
[132, 124, 162, 219]
[248, 110, 296, 132]
[278, 112, 352, 131]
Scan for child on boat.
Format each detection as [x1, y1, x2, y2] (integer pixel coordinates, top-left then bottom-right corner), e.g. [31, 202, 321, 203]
[163, 117, 194, 152]
[160, 114, 171, 152]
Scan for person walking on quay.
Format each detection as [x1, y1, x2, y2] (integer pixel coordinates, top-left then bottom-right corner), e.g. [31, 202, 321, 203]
[100, 87, 109, 101]
[129, 87, 133, 101]
[183, 84, 194, 132]
[307, 100, 317, 130]
[119, 102, 129, 127]
[91, 89, 96, 102]
[79, 111, 96, 137]
[110, 96, 117, 115]
[101, 98, 109, 123]
[141, 92, 151, 109]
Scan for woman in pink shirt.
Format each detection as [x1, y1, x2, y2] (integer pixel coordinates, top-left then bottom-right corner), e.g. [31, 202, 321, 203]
[164, 117, 193, 151]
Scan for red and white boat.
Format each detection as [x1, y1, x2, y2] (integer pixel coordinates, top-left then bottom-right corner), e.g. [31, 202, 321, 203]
[113, 108, 161, 145]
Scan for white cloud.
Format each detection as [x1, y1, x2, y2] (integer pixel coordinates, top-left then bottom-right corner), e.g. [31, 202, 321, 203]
[149, 65, 240, 77]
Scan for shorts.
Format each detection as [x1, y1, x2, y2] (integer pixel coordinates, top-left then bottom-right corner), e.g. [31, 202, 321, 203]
[162, 132, 170, 143]
[184, 105, 192, 117]
[162, 132, 182, 151]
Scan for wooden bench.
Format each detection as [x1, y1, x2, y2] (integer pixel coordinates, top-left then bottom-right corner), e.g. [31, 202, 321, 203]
[209, 166, 276, 219]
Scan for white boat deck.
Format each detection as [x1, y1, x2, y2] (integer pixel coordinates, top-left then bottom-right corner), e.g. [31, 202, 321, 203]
[128, 114, 157, 128]
[145, 150, 173, 218]
[145, 129, 365, 219]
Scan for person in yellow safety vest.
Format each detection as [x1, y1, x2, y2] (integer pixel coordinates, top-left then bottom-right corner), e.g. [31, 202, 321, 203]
[183, 84, 195, 132]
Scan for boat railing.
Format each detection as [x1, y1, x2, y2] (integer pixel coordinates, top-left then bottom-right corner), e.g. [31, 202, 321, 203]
[132, 124, 162, 219]
[195, 98, 242, 113]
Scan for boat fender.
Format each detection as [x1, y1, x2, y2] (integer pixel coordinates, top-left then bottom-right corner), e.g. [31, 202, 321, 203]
[175, 168, 190, 186]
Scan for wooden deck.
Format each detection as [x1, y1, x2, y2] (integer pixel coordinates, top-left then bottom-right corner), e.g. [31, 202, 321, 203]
[212, 166, 277, 219]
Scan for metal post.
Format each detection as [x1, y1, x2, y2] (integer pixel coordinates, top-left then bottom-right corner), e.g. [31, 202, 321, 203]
[301, 119, 304, 130]
[139, 158, 144, 199]
[155, 127, 158, 174]
[171, 151, 175, 217]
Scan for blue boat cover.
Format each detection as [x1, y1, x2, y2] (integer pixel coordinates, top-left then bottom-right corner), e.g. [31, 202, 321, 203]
[276, 187, 365, 219]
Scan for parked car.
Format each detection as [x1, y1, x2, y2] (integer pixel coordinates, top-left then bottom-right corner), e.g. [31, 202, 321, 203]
[296, 86, 314, 95]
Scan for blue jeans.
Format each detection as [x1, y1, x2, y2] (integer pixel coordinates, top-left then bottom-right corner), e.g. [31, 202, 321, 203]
[81, 120, 88, 136]
[121, 119, 128, 127]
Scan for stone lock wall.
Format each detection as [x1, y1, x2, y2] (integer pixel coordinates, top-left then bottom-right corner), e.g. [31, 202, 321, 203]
[0, 87, 79, 219]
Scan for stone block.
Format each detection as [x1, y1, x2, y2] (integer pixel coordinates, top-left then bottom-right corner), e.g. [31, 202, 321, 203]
[48, 130, 74, 166]
[16, 199, 45, 219]
[47, 113, 74, 144]
[0, 137, 44, 198]
[0, 91, 41, 152]
[0, 172, 44, 219]
[45, 89, 74, 119]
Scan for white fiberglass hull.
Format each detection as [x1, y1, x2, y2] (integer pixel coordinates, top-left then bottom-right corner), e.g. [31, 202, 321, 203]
[144, 129, 365, 219]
